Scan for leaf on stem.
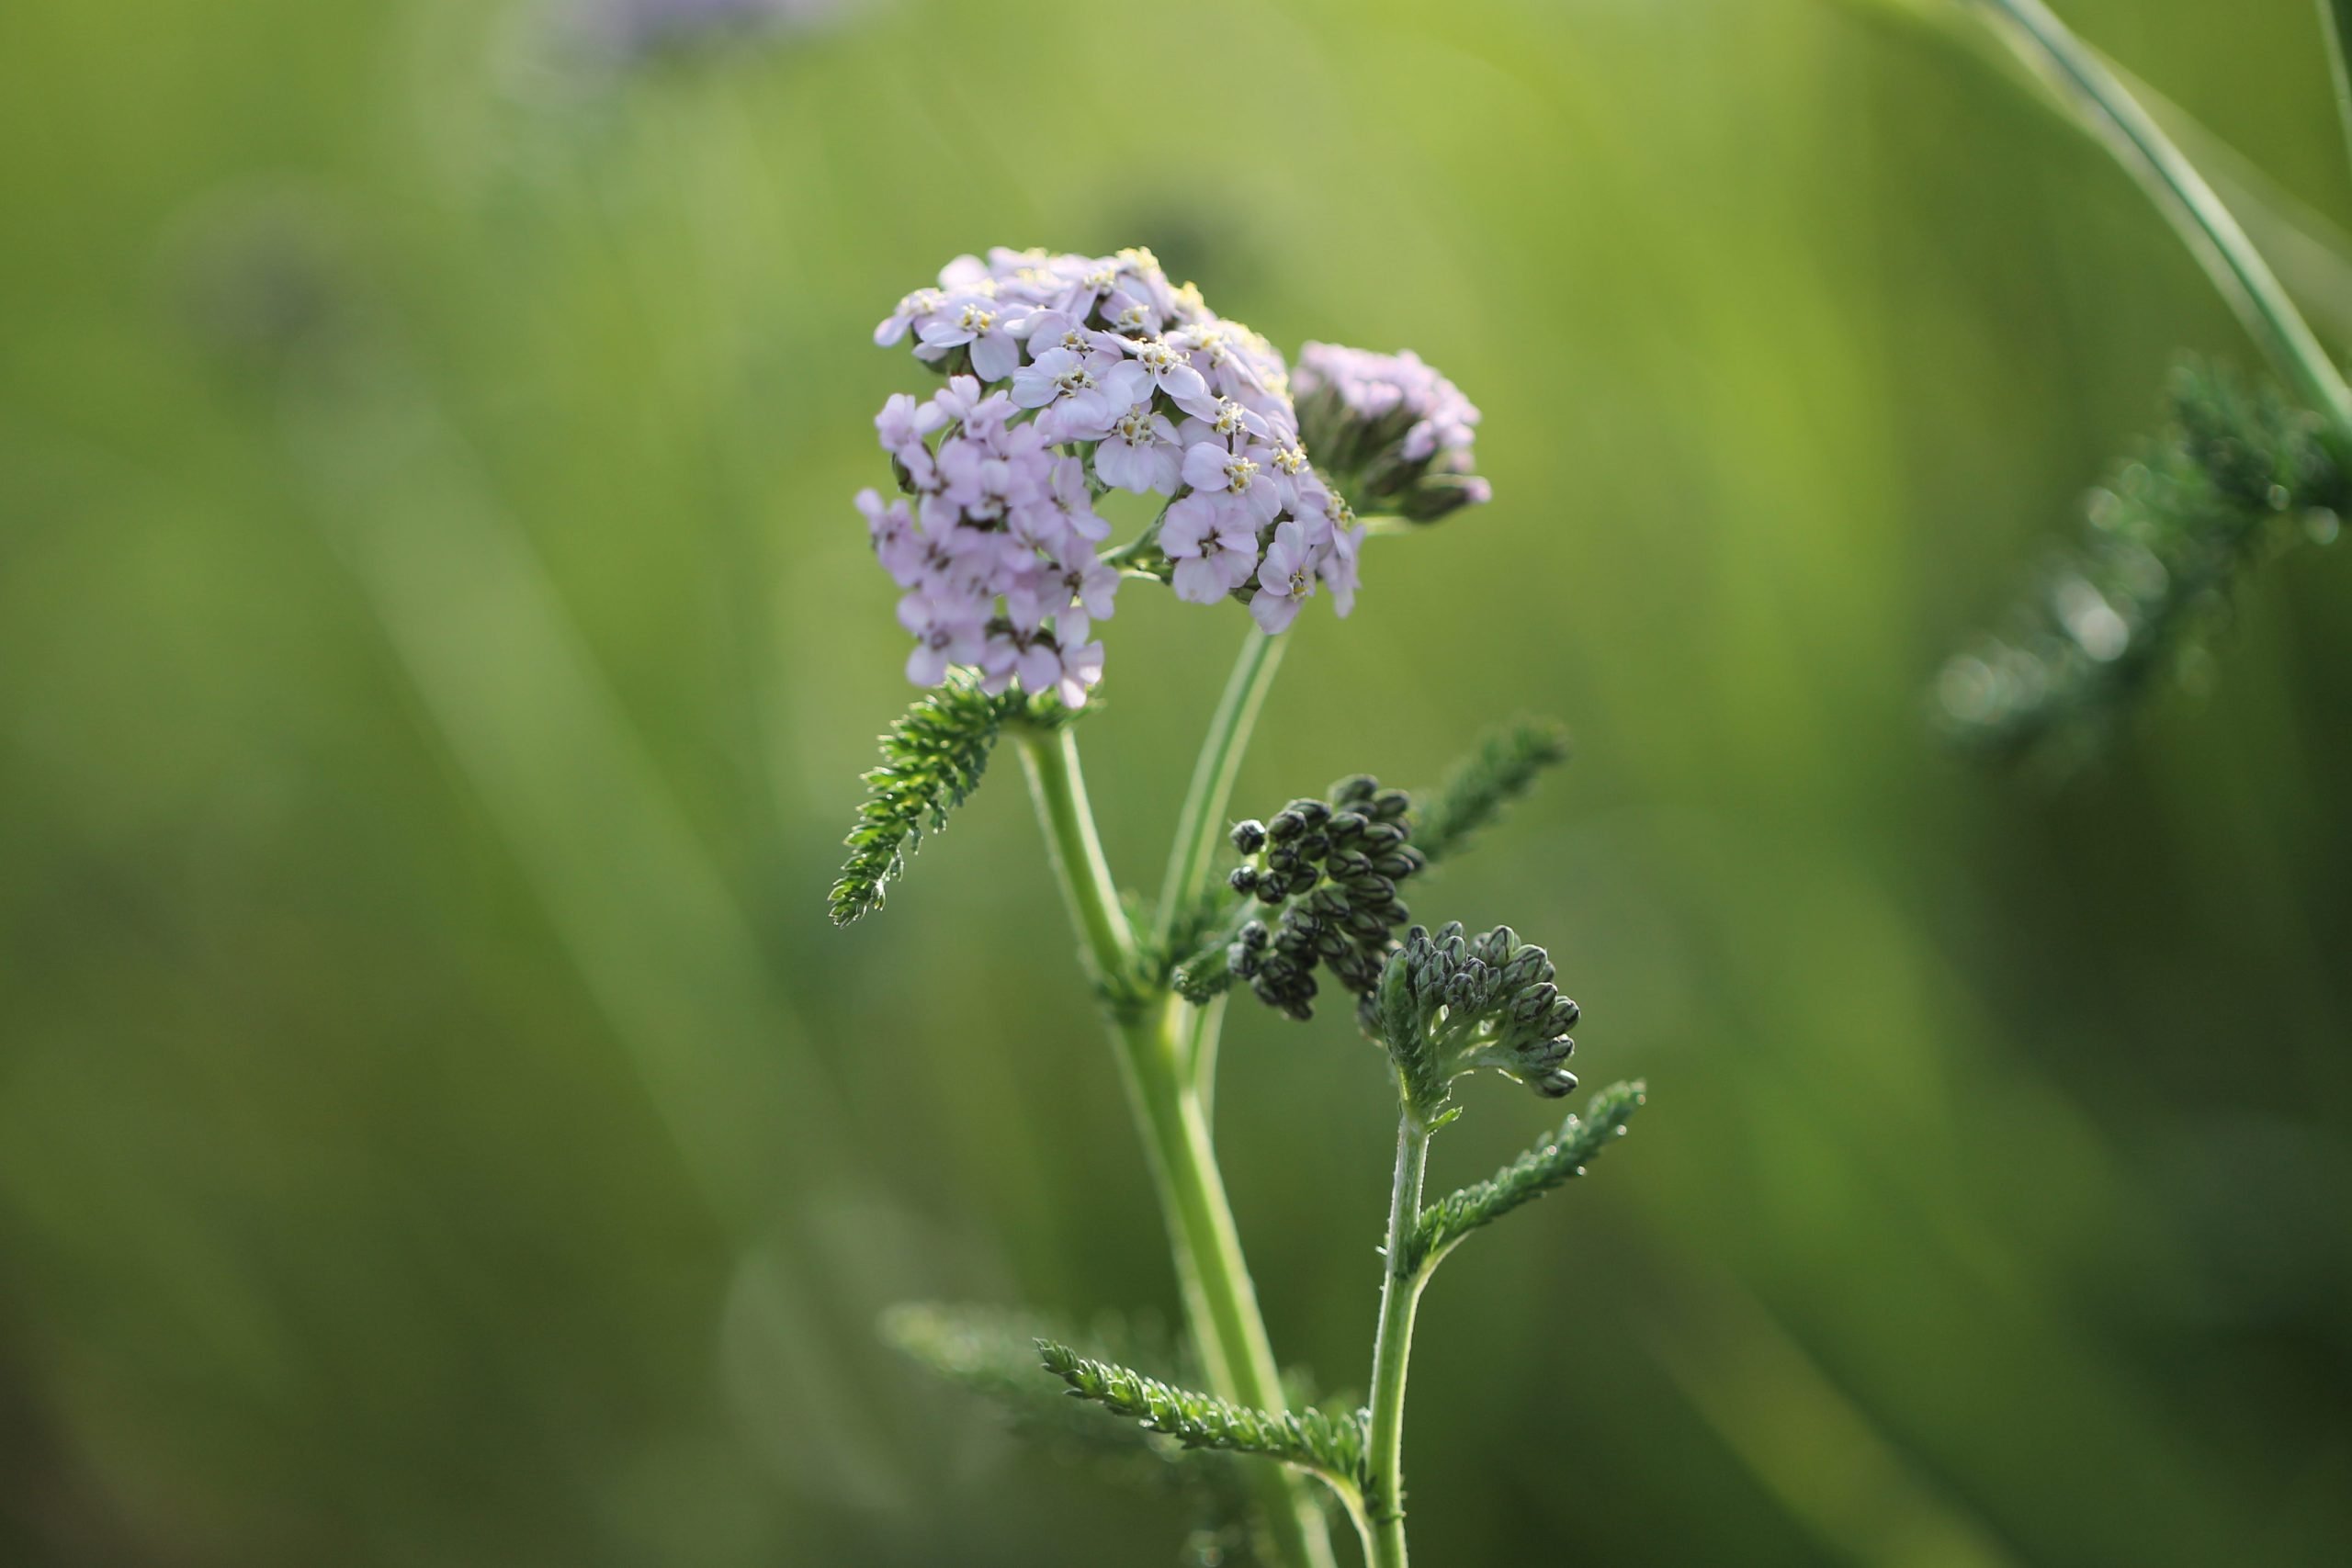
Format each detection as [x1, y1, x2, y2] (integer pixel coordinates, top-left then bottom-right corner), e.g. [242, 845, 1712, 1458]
[1936, 359, 2346, 763]
[1396, 1080, 1646, 1277]
[884, 1303, 1267, 1562]
[1409, 719, 1571, 865]
[1035, 1338, 1370, 1487]
[829, 673, 1076, 924]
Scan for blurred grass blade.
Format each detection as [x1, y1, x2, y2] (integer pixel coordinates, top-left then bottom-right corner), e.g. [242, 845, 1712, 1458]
[277, 341, 899, 1498]
[1962, 0, 2352, 436]
[2126, 58, 2352, 349]
[1845, 0, 2352, 437]
[2323, 0, 2352, 175]
[1646, 1269, 2020, 1568]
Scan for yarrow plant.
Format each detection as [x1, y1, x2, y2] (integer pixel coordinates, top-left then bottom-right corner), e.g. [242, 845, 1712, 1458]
[834, 244, 1642, 1567]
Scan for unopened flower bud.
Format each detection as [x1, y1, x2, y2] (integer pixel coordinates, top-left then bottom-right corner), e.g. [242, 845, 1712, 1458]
[1402, 471, 1491, 523]
[1517, 1033, 1573, 1072]
[1533, 1067, 1578, 1099]
[1230, 819, 1268, 854]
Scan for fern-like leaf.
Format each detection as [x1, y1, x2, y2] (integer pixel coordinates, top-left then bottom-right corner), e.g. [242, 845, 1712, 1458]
[830, 674, 1070, 924]
[1410, 719, 1571, 864]
[884, 1304, 1267, 1564]
[1036, 1339, 1369, 1485]
[1396, 1080, 1645, 1277]
[1938, 359, 2347, 762]
[883, 1303, 1162, 1455]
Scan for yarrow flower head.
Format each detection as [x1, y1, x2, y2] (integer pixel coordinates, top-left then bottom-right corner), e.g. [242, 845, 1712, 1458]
[1294, 344, 1490, 524]
[1374, 922, 1581, 1123]
[857, 247, 1487, 705]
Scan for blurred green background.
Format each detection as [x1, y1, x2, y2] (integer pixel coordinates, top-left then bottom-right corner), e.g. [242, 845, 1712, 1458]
[6, 0, 2352, 1562]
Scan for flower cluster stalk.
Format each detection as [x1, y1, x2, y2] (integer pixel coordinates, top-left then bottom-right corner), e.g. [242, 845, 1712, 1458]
[1364, 1115, 1433, 1568]
[1014, 713, 1338, 1568]
[1159, 627, 1289, 1106]
[1156, 626, 1286, 955]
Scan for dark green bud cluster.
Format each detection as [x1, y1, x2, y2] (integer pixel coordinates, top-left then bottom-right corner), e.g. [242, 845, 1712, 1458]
[1223, 775, 1423, 1021]
[1374, 921, 1579, 1122]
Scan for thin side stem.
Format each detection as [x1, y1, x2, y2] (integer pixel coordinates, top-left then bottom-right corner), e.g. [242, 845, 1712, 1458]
[1154, 627, 1287, 954]
[1967, 0, 2352, 440]
[1365, 1114, 1433, 1568]
[1015, 727, 1338, 1568]
[1016, 724, 1135, 976]
[1183, 991, 1231, 1122]
[2323, 0, 2352, 176]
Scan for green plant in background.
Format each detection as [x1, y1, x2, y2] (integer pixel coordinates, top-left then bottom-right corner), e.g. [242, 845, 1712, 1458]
[832, 247, 1645, 1565]
[1923, 0, 2352, 761]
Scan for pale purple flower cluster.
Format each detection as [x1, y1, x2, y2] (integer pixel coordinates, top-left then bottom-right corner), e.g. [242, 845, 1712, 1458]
[1290, 344, 1491, 526]
[567, 0, 842, 59]
[861, 247, 1367, 706]
[1293, 344, 1482, 467]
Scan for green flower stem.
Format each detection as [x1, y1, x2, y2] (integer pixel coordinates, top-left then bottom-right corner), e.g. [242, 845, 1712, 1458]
[1014, 725, 1338, 1568]
[1967, 0, 2352, 441]
[1015, 724, 1136, 969]
[1154, 626, 1288, 958]
[1181, 991, 1231, 1122]
[1365, 1113, 1434, 1568]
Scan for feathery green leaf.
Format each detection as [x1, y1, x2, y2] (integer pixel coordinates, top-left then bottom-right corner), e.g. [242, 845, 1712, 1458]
[1036, 1338, 1369, 1486]
[1938, 358, 2347, 763]
[884, 1303, 1267, 1564]
[1410, 719, 1571, 864]
[830, 673, 1074, 924]
[1396, 1080, 1646, 1277]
